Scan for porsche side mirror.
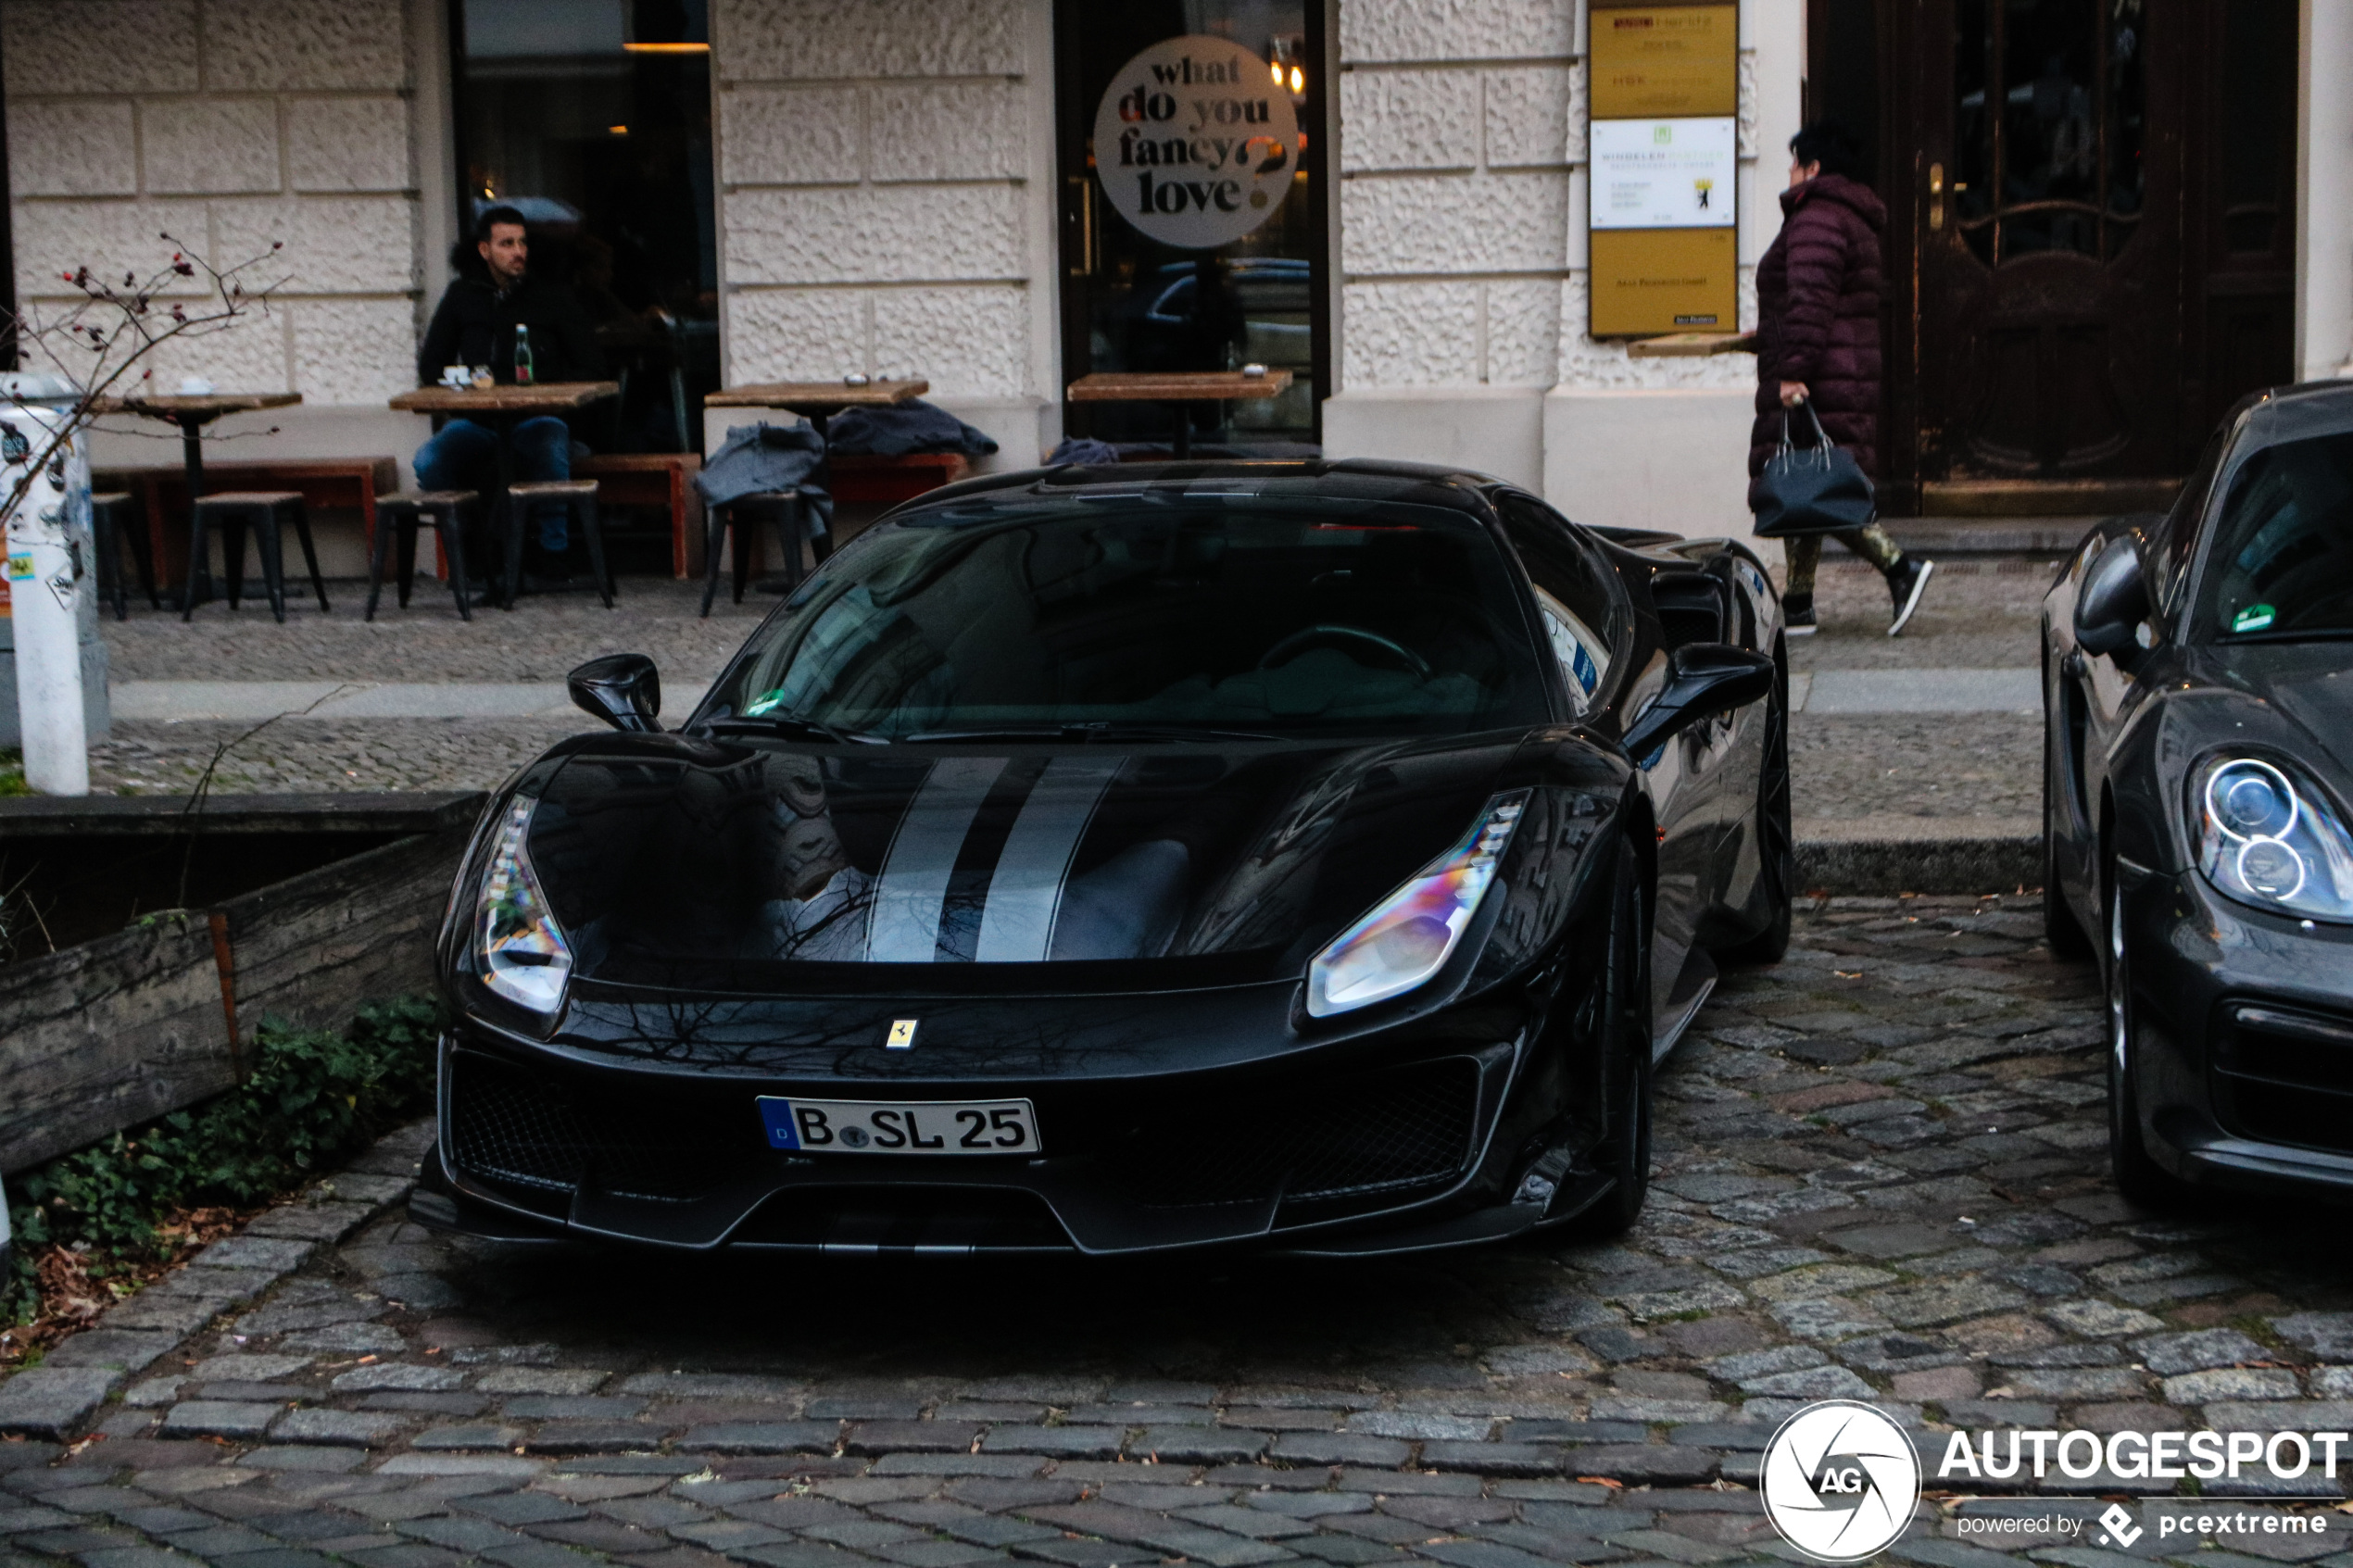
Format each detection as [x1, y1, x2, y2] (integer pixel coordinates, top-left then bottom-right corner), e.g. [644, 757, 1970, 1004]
[1621, 644, 1776, 759]
[569, 653, 662, 733]
[2074, 536, 2150, 659]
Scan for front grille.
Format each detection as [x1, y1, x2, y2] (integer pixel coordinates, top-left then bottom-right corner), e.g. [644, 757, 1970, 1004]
[2211, 1002, 2353, 1155]
[447, 1051, 754, 1202]
[734, 1186, 1071, 1251]
[1121, 1060, 1480, 1210]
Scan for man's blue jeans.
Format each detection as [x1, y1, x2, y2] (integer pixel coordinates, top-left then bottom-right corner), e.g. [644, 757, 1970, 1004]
[414, 416, 573, 552]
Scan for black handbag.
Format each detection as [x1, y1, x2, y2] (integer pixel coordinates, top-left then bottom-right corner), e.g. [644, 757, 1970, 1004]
[1748, 401, 1876, 536]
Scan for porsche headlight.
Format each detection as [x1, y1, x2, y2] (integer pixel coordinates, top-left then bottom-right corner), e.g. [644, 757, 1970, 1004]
[1307, 792, 1528, 1018]
[475, 797, 573, 1011]
[2194, 757, 2353, 922]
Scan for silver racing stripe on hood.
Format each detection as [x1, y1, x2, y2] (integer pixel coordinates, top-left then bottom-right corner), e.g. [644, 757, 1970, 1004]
[864, 756, 1007, 961]
[975, 756, 1127, 962]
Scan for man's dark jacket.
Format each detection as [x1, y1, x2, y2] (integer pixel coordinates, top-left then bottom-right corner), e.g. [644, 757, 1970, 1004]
[417, 257, 606, 388]
[1750, 172, 1886, 479]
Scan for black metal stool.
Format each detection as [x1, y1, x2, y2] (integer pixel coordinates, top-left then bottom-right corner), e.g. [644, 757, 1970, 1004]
[701, 492, 833, 617]
[501, 479, 611, 608]
[368, 490, 482, 621]
[92, 489, 158, 620]
[182, 490, 330, 623]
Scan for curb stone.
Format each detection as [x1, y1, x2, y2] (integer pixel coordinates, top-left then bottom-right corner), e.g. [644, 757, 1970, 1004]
[0, 1120, 427, 1440]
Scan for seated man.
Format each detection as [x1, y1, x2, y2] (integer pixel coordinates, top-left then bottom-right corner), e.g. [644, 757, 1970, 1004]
[414, 205, 605, 567]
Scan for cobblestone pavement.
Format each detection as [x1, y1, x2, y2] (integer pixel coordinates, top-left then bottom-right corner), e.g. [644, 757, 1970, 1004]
[10, 897, 2353, 1565]
[1792, 715, 2040, 831]
[1783, 556, 2051, 671]
[1784, 558, 2047, 832]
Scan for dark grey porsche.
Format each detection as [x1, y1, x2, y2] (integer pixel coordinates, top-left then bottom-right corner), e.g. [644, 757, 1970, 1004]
[412, 459, 1792, 1256]
[2043, 383, 2353, 1206]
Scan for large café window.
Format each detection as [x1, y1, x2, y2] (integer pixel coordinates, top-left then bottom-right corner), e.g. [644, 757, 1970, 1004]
[1056, 2, 1328, 451]
[449, 0, 719, 453]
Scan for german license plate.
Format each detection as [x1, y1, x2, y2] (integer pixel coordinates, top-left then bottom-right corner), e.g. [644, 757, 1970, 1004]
[756, 1096, 1039, 1155]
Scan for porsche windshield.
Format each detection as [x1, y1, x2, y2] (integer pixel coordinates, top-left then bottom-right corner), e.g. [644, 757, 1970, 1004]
[703, 500, 1551, 739]
[2203, 430, 2353, 641]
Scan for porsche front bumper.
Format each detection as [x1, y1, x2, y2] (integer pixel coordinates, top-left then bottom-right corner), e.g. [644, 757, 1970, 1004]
[2120, 866, 2353, 1198]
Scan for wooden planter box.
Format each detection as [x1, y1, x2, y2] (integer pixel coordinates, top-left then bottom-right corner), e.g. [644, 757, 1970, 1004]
[0, 793, 484, 1175]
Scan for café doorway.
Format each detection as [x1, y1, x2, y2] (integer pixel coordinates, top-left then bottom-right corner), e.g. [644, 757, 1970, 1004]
[1053, 1, 1329, 452]
[1810, 0, 2298, 511]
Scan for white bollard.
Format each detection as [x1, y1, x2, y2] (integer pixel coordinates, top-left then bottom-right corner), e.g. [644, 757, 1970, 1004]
[1, 383, 90, 796]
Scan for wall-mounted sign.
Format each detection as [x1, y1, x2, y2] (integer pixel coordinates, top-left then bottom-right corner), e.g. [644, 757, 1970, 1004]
[1588, 0, 1740, 337]
[1590, 229, 1739, 334]
[1591, 2, 1738, 119]
[1592, 118, 1737, 230]
[1092, 34, 1300, 250]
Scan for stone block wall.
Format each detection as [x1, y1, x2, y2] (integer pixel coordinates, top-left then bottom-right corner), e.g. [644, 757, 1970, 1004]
[710, 0, 1051, 416]
[3, 0, 423, 413]
[1335, 0, 1776, 396]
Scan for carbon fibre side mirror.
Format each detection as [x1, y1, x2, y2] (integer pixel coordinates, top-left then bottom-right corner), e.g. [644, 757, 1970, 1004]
[1621, 644, 1776, 759]
[2074, 537, 2149, 659]
[569, 653, 662, 733]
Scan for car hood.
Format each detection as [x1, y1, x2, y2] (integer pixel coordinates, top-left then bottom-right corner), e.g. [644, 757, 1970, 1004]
[520, 733, 1526, 992]
[2177, 644, 2353, 782]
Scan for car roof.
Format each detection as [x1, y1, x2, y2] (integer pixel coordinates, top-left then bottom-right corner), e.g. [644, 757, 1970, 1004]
[2221, 380, 2353, 451]
[893, 458, 1506, 520]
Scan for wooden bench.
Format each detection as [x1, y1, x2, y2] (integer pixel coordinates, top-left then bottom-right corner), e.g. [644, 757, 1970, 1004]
[99, 458, 398, 585]
[829, 452, 971, 505]
[573, 452, 703, 580]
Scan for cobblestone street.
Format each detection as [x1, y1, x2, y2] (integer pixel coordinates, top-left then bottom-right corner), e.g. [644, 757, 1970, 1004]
[10, 897, 2353, 1566]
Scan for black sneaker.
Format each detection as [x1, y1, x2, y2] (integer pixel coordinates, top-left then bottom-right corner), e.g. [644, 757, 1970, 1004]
[1783, 592, 1818, 636]
[1887, 558, 1935, 636]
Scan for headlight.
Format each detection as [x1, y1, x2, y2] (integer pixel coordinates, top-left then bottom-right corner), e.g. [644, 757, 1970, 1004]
[2194, 757, 2353, 922]
[1307, 792, 1528, 1018]
[475, 797, 573, 1011]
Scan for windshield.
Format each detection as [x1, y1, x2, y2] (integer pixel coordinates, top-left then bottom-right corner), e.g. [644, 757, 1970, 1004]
[2200, 431, 2353, 641]
[701, 499, 1552, 739]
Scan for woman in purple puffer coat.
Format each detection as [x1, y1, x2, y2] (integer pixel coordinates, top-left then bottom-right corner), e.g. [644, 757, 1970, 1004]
[1752, 123, 1934, 636]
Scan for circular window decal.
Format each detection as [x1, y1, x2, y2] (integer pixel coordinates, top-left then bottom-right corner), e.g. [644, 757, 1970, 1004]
[1758, 1400, 1921, 1563]
[1091, 35, 1301, 249]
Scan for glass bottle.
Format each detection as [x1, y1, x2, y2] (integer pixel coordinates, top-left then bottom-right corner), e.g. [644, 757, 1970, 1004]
[513, 324, 535, 386]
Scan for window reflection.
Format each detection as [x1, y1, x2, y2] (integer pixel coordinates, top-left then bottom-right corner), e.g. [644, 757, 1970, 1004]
[1951, 0, 2144, 267]
[454, 0, 719, 452]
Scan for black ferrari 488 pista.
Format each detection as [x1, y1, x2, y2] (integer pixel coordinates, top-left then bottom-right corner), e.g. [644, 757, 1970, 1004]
[2044, 383, 2353, 1206]
[413, 459, 1791, 1256]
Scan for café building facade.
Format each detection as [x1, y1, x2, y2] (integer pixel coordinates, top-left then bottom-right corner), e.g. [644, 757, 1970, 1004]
[2, 0, 2347, 571]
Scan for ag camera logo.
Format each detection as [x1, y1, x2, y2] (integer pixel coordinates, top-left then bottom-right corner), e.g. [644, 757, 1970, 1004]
[1761, 1400, 1923, 1562]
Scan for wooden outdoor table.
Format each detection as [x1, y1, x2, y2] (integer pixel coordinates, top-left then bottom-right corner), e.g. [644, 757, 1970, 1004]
[705, 379, 927, 420]
[388, 383, 621, 605]
[388, 382, 621, 415]
[93, 391, 304, 515]
[1065, 370, 1294, 458]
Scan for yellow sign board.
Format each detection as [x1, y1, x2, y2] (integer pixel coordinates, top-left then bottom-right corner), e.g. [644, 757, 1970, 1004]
[1589, 229, 1739, 338]
[1591, 3, 1739, 119]
[1589, 2, 1740, 336]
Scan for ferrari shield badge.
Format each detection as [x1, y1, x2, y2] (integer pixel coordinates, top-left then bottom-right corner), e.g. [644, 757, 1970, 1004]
[886, 1019, 919, 1049]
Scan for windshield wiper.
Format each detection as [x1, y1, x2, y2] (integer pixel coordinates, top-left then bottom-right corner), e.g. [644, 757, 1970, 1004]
[899, 721, 1283, 745]
[2217, 628, 2353, 645]
[701, 714, 887, 745]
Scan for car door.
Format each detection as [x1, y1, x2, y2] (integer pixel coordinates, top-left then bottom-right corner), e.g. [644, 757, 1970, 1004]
[2073, 433, 2225, 871]
[1493, 493, 1702, 1022]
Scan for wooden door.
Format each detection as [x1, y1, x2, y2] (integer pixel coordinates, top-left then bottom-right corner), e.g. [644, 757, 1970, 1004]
[1830, 0, 2303, 495]
[1913, 0, 2186, 482]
